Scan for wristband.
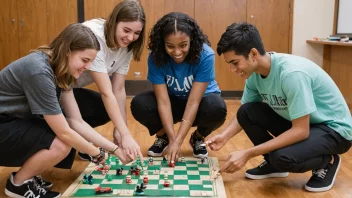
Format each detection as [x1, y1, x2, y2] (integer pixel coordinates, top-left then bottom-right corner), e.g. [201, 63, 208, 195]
[109, 145, 119, 154]
[91, 148, 105, 165]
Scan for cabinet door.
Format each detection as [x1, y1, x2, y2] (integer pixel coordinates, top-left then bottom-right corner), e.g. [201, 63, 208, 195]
[195, 0, 247, 91]
[0, 0, 19, 70]
[247, 0, 291, 53]
[84, 0, 123, 20]
[47, 0, 78, 42]
[17, 0, 48, 57]
[127, 0, 165, 80]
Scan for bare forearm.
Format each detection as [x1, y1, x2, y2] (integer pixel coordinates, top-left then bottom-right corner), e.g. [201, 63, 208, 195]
[175, 103, 199, 143]
[114, 89, 127, 124]
[101, 93, 129, 135]
[67, 118, 116, 152]
[222, 116, 243, 140]
[247, 128, 309, 158]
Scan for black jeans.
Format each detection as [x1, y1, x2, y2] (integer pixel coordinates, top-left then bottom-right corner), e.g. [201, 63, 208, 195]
[73, 88, 110, 127]
[130, 91, 227, 137]
[237, 102, 351, 173]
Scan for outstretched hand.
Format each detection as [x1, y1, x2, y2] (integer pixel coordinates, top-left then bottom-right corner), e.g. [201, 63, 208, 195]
[166, 140, 181, 163]
[219, 150, 251, 174]
[206, 134, 228, 151]
[120, 134, 144, 164]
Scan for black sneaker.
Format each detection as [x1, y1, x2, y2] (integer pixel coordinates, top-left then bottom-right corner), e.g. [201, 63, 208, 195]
[34, 175, 53, 189]
[5, 173, 61, 198]
[12, 172, 53, 190]
[189, 132, 208, 158]
[147, 134, 169, 157]
[78, 151, 91, 161]
[305, 154, 341, 192]
[245, 160, 289, 180]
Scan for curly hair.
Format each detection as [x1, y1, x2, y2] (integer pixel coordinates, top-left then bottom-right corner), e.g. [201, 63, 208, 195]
[147, 12, 210, 66]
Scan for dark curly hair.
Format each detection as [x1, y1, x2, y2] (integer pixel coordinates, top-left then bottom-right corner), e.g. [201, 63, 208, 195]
[147, 12, 210, 66]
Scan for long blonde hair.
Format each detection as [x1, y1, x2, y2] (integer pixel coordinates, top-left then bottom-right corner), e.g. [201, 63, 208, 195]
[37, 23, 100, 90]
[104, 0, 146, 61]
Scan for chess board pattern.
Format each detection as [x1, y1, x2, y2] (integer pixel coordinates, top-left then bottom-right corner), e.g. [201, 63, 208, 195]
[63, 157, 226, 197]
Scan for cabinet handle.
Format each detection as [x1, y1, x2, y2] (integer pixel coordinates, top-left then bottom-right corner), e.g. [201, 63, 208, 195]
[11, 19, 15, 23]
[20, 19, 24, 27]
[250, 15, 254, 19]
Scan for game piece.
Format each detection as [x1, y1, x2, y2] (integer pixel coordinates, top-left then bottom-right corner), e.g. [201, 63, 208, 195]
[106, 174, 113, 181]
[201, 158, 205, 164]
[88, 174, 93, 185]
[164, 172, 168, 180]
[169, 160, 175, 167]
[148, 157, 153, 165]
[116, 167, 123, 175]
[135, 185, 144, 195]
[82, 174, 89, 184]
[140, 183, 146, 189]
[126, 175, 132, 184]
[95, 187, 112, 194]
[164, 180, 170, 187]
[143, 176, 148, 184]
[181, 157, 185, 162]
[153, 170, 159, 175]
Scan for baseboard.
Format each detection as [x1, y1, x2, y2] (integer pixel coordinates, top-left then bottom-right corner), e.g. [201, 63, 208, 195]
[125, 80, 243, 99]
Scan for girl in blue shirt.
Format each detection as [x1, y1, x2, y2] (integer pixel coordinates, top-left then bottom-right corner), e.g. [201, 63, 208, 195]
[131, 12, 227, 163]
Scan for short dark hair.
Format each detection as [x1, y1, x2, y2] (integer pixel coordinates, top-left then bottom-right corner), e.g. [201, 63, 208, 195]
[147, 12, 210, 66]
[217, 22, 265, 58]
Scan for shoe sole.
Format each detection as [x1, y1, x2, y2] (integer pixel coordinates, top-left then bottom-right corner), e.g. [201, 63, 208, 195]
[5, 189, 61, 198]
[245, 172, 289, 180]
[304, 155, 341, 192]
[147, 146, 168, 157]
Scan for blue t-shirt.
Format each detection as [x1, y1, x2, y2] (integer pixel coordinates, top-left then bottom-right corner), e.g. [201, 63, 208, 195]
[241, 52, 352, 140]
[148, 44, 220, 99]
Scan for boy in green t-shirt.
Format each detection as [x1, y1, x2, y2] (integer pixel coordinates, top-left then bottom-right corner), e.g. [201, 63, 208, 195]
[208, 22, 352, 192]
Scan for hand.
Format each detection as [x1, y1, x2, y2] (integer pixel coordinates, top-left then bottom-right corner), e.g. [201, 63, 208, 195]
[120, 133, 143, 163]
[166, 140, 181, 163]
[220, 150, 251, 174]
[113, 131, 123, 148]
[207, 133, 228, 151]
[113, 147, 134, 164]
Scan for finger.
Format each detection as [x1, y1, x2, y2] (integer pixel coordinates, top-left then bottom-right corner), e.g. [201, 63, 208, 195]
[219, 160, 231, 173]
[167, 151, 171, 163]
[137, 150, 144, 164]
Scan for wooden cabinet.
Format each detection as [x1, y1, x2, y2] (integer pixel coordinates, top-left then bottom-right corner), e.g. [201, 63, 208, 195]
[0, 0, 293, 92]
[0, 0, 77, 70]
[0, 0, 20, 70]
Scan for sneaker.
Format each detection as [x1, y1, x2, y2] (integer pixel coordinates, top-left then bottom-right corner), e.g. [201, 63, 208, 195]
[245, 160, 289, 180]
[5, 173, 61, 198]
[147, 134, 169, 157]
[34, 175, 53, 189]
[305, 154, 341, 192]
[189, 131, 208, 158]
[78, 152, 91, 161]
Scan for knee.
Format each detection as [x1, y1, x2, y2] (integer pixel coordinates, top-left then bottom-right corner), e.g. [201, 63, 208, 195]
[269, 151, 296, 172]
[199, 94, 227, 122]
[237, 102, 262, 125]
[50, 138, 71, 158]
[130, 91, 157, 121]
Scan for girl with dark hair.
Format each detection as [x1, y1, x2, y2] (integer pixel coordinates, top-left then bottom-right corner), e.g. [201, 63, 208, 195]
[74, 0, 146, 161]
[0, 23, 133, 198]
[131, 12, 227, 163]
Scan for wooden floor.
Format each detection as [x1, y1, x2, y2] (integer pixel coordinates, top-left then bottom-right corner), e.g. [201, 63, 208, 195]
[1, 99, 352, 198]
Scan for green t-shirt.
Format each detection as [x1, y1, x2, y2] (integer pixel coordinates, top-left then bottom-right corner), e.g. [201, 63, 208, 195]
[241, 52, 352, 140]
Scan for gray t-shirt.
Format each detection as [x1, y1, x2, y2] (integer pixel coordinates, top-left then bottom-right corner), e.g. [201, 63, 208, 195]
[0, 52, 62, 119]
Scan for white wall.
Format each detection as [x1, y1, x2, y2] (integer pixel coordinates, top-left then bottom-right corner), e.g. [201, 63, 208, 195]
[292, 0, 335, 66]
